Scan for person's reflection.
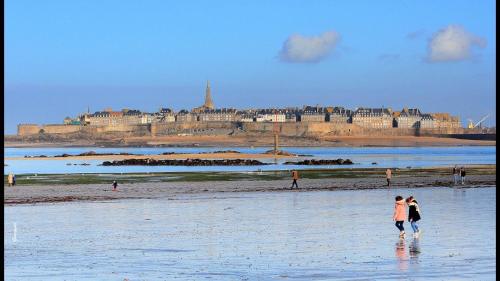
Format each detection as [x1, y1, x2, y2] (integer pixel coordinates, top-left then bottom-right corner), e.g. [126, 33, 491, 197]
[453, 187, 466, 197]
[395, 239, 408, 271]
[409, 238, 421, 260]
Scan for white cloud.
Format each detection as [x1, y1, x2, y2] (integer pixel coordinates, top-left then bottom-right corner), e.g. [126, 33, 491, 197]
[426, 25, 486, 62]
[279, 31, 340, 63]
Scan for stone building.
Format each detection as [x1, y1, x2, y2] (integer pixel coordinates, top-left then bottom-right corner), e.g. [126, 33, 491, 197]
[395, 107, 422, 128]
[122, 109, 143, 125]
[237, 110, 256, 122]
[431, 113, 461, 129]
[328, 107, 352, 123]
[157, 108, 176, 122]
[196, 108, 237, 122]
[352, 107, 393, 128]
[141, 113, 154, 124]
[175, 109, 194, 122]
[255, 109, 286, 122]
[419, 114, 435, 129]
[300, 106, 327, 122]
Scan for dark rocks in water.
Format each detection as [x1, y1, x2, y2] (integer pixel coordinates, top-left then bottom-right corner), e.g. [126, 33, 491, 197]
[284, 158, 354, 165]
[160, 150, 240, 155]
[264, 150, 297, 156]
[54, 153, 71, 157]
[211, 150, 241, 154]
[78, 151, 97, 156]
[100, 158, 268, 166]
[52, 151, 137, 157]
[372, 162, 377, 165]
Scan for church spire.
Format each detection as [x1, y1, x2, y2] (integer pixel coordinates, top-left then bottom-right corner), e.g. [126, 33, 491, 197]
[204, 80, 214, 109]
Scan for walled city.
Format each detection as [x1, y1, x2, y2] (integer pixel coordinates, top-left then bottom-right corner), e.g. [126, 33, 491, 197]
[18, 82, 465, 137]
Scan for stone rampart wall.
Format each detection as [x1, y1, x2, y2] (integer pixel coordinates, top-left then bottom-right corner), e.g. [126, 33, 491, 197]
[242, 122, 464, 137]
[17, 124, 41, 136]
[151, 121, 235, 136]
[42, 125, 82, 134]
[18, 121, 466, 137]
[18, 124, 81, 136]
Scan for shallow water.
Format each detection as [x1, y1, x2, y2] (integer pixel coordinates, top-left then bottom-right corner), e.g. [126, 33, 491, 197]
[5, 187, 496, 280]
[4, 146, 496, 174]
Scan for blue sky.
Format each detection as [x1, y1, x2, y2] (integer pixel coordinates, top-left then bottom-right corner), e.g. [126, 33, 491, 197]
[5, 0, 496, 133]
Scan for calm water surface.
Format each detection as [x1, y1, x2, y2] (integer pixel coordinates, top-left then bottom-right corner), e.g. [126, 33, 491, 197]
[4, 187, 496, 280]
[4, 146, 496, 174]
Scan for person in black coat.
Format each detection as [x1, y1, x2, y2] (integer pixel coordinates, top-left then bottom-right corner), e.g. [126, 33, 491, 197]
[406, 196, 421, 237]
[460, 167, 466, 185]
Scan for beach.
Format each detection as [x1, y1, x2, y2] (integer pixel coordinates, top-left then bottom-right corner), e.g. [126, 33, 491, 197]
[5, 186, 496, 280]
[4, 135, 496, 148]
[4, 166, 495, 204]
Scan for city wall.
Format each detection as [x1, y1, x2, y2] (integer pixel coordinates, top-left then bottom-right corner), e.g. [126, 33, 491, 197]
[241, 122, 464, 137]
[151, 121, 235, 136]
[17, 124, 81, 136]
[18, 122, 465, 137]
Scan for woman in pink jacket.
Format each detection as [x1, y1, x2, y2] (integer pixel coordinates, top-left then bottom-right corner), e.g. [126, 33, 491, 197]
[393, 196, 407, 238]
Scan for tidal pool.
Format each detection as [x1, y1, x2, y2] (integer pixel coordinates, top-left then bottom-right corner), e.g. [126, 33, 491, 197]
[4, 186, 496, 280]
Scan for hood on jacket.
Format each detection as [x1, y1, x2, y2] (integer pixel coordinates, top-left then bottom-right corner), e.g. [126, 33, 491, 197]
[408, 200, 421, 213]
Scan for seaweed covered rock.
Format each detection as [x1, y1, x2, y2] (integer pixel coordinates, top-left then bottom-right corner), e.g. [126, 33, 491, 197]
[101, 158, 268, 166]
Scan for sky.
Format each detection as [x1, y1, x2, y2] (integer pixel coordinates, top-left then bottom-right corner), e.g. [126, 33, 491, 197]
[4, 0, 496, 134]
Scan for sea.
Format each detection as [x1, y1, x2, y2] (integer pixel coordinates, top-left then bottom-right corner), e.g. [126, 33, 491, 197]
[4, 146, 496, 174]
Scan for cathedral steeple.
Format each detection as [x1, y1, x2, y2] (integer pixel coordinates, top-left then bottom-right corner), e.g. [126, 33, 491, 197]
[204, 80, 214, 109]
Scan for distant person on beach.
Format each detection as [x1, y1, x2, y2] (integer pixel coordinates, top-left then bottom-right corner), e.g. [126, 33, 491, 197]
[460, 167, 466, 185]
[406, 196, 421, 238]
[7, 172, 14, 187]
[453, 165, 459, 185]
[12, 174, 16, 186]
[291, 170, 299, 189]
[112, 180, 118, 191]
[386, 168, 392, 187]
[393, 195, 406, 238]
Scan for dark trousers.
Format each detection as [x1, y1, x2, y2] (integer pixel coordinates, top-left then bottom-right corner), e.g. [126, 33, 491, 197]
[291, 179, 298, 188]
[387, 178, 391, 186]
[395, 221, 404, 231]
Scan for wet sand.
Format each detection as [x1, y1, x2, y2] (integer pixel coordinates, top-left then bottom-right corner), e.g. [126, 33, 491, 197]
[4, 173, 495, 205]
[4, 135, 495, 148]
[5, 187, 496, 280]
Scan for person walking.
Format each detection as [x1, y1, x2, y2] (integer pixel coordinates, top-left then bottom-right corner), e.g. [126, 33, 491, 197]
[386, 168, 392, 187]
[112, 180, 118, 191]
[452, 165, 459, 185]
[393, 195, 406, 238]
[291, 170, 299, 189]
[12, 174, 16, 186]
[406, 196, 421, 238]
[7, 172, 14, 187]
[460, 167, 466, 185]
